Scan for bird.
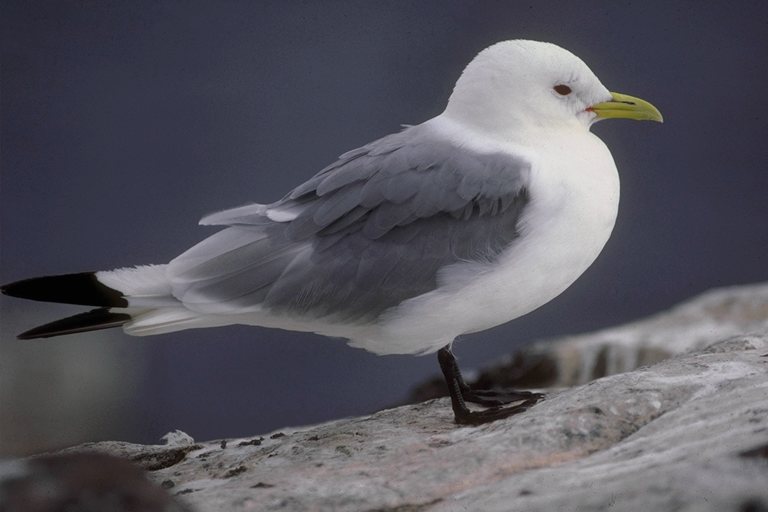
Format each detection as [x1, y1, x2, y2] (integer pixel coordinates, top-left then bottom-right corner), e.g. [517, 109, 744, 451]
[1, 40, 662, 425]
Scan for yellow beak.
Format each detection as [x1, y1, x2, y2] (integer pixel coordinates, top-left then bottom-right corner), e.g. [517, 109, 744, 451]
[590, 92, 663, 123]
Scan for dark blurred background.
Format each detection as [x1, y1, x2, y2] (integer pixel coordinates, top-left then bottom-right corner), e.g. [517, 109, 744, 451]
[1, 1, 767, 456]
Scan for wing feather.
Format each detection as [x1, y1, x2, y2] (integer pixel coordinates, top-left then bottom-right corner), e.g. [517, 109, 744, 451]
[169, 123, 531, 321]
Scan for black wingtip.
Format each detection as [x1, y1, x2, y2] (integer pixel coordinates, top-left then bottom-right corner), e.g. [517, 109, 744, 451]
[18, 308, 131, 340]
[2, 272, 127, 307]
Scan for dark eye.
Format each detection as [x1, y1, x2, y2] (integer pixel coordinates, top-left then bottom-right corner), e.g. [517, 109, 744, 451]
[554, 84, 572, 96]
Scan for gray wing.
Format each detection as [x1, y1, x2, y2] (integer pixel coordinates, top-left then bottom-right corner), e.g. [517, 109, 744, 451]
[169, 124, 531, 322]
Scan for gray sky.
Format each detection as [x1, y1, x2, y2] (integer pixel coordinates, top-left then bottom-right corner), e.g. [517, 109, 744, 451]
[2, 1, 767, 450]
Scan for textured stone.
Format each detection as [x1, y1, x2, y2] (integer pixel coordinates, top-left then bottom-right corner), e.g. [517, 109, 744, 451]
[51, 335, 768, 512]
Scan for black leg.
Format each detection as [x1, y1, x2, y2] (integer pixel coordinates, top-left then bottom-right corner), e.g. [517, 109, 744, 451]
[437, 345, 543, 425]
[443, 347, 543, 406]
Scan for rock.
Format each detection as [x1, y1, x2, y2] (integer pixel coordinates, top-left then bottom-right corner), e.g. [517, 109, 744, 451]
[56, 429, 202, 473]
[0, 452, 192, 512]
[37, 334, 768, 512]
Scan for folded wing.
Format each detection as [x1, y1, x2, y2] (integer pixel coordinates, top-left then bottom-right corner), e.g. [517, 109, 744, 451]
[169, 124, 531, 322]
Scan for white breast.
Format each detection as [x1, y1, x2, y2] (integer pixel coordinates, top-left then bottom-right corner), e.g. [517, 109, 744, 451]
[366, 127, 620, 355]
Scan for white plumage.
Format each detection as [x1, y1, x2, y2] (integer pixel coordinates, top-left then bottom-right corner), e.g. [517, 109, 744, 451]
[95, 41, 624, 355]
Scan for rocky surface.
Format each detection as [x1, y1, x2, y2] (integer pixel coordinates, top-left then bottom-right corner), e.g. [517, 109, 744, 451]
[51, 334, 768, 511]
[6, 283, 768, 511]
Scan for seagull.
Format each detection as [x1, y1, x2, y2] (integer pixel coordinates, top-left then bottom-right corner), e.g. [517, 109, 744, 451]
[2, 40, 662, 425]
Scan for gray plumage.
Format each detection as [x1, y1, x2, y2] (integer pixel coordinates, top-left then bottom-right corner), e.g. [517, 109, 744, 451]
[168, 124, 531, 322]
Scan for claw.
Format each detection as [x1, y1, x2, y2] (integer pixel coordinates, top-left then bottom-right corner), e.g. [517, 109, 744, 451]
[462, 389, 544, 407]
[438, 345, 545, 425]
[453, 397, 540, 426]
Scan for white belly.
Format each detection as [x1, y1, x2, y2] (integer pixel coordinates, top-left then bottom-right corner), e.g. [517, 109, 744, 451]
[360, 130, 620, 355]
[210, 126, 620, 356]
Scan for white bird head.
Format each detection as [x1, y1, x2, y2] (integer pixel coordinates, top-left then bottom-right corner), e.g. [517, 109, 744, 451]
[444, 40, 662, 137]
